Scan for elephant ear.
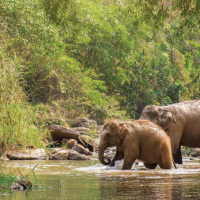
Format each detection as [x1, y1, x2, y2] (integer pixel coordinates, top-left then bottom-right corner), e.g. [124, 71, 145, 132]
[158, 109, 176, 130]
[119, 124, 129, 140]
[109, 121, 120, 134]
[140, 105, 158, 120]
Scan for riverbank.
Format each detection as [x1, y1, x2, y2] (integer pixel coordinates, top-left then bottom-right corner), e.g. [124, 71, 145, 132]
[1, 114, 199, 162]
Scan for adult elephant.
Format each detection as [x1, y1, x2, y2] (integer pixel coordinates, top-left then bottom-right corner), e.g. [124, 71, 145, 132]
[140, 100, 200, 166]
[98, 119, 175, 170]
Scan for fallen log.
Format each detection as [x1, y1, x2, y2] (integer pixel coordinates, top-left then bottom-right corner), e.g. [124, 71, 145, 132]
[49, 124, 95, 151]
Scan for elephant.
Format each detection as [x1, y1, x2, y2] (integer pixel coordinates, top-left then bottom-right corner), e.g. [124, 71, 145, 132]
[98, 119, 175, 170]
[139, 100, 200, 167]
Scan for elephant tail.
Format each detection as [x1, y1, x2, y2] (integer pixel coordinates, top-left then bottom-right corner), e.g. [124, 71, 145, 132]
[172, 157, 177, 169]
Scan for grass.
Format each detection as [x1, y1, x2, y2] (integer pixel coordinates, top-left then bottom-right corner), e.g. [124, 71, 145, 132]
[0, 35, 49, 152]
[0, 163, 38, 195]
[0, 163, 18, 195]
[0, 174, 16, 195]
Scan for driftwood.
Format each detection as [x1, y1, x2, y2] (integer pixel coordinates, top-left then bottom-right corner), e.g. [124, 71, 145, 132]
[49, 125, 95, 151]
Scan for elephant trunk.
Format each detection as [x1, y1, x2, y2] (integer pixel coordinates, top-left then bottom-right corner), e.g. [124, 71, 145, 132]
[98, 145, 111, 165]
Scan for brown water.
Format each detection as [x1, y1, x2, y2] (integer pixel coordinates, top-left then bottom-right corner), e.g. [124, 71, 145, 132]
[1, 157, 200, 200]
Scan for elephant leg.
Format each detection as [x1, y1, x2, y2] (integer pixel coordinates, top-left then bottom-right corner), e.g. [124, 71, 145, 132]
[159, 156, 172, 169]
[143, 163, 158, 169]
[122, 160, 135, 170]
[173, 145, 183, 164]
[159, 162, 171, 169]
[159, 142, 173, 169]
[122, 154, 136, 170]
[110, 150, 124, 167]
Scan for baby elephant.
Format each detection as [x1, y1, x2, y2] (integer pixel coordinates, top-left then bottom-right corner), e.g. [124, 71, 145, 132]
[98, 119, 175, 170]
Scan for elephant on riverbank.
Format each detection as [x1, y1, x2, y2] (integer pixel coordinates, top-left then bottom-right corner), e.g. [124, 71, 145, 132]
[139, 100, 200, 166]
[98, 119, 175, 170]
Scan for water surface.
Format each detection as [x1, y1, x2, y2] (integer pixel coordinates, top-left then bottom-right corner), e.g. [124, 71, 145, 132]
[1, 157, 200, 199]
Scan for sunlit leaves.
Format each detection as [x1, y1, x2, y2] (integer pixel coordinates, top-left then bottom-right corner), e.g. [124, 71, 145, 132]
[1, 0, 199, 122]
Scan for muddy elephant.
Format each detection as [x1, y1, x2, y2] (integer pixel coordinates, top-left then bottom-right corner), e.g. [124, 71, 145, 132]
[140, 100, 200, 166]
[98, 119, 175, 170]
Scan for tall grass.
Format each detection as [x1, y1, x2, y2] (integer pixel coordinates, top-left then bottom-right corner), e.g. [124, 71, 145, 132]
[0, 0, 128, 153]
[0, 34, 48, 152]
[0, 163, 17, 194]
[0, 173, 16, 195]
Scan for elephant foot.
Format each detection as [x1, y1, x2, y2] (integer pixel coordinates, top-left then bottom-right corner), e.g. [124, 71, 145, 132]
[173, 146, 183, 164]
[144, 163, 158, 169]
[110, 161, 115, 167]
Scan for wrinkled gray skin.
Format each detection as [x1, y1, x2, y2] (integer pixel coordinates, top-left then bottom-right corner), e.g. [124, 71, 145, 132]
[140, 100, 200, 168]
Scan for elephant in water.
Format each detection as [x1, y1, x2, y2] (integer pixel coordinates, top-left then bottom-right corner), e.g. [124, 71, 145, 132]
[98, 119, 176, 170]
[140, 100, 200, 167]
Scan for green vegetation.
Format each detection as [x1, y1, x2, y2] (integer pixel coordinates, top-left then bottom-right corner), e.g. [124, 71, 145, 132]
[182, 147, 192, 156]
[0, 163, 19, 194]
[0, 163, 37, 194]
[0, 0, 199, 151]
[0, 173, 16, 194]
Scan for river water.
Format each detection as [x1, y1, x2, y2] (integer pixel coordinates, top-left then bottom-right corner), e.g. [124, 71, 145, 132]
[1, 157, 200, 200]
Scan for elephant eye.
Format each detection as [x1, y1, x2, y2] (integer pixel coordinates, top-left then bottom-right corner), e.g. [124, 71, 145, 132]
[105, 134, 111, 138]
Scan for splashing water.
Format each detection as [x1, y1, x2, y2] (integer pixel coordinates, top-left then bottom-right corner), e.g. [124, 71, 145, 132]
[110, 159, 137, 170]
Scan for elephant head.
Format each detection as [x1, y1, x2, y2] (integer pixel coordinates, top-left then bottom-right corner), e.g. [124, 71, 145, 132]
[98, 120, 129, 166]
[140, 105, 176, 130]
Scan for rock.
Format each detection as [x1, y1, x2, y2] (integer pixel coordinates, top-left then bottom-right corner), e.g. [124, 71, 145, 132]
[11, 180, 32, 190]
[72, 144, 92, 155]
[67, 149, 80, 158]
[48, 147, 62, 155]
[0, 154, 9, 161]
[71, 117, 97, 128]
[101, 146, 116, 161]
[96, 126, 103, 132]
[17, 180, 32, 190]
[66, 139, 77, 149]
[104, 146, 116, 153]
[7, 149, 46, 160]
[61, 138, 78, 149]
[50, 149, 68, 160]
[49, 149, 81, 160]
[81, 135, 97, 152]
[94, 139, 100, 151]
[49, 124, 95, 151]
[71, 154, 92, 160]
[189, 148, 200, 157]
[104, 152, 116, 161]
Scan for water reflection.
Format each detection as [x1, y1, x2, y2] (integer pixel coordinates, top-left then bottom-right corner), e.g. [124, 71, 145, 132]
[99, 176, 173, 199]
[98, 170, 200, 199]
[2, 159, 200, 199]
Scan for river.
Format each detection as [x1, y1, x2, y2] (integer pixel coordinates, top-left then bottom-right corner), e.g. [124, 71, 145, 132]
[1, 157, 200, 199]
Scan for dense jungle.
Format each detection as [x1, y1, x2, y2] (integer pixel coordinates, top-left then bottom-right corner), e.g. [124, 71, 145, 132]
[0, 0, 199, 151]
